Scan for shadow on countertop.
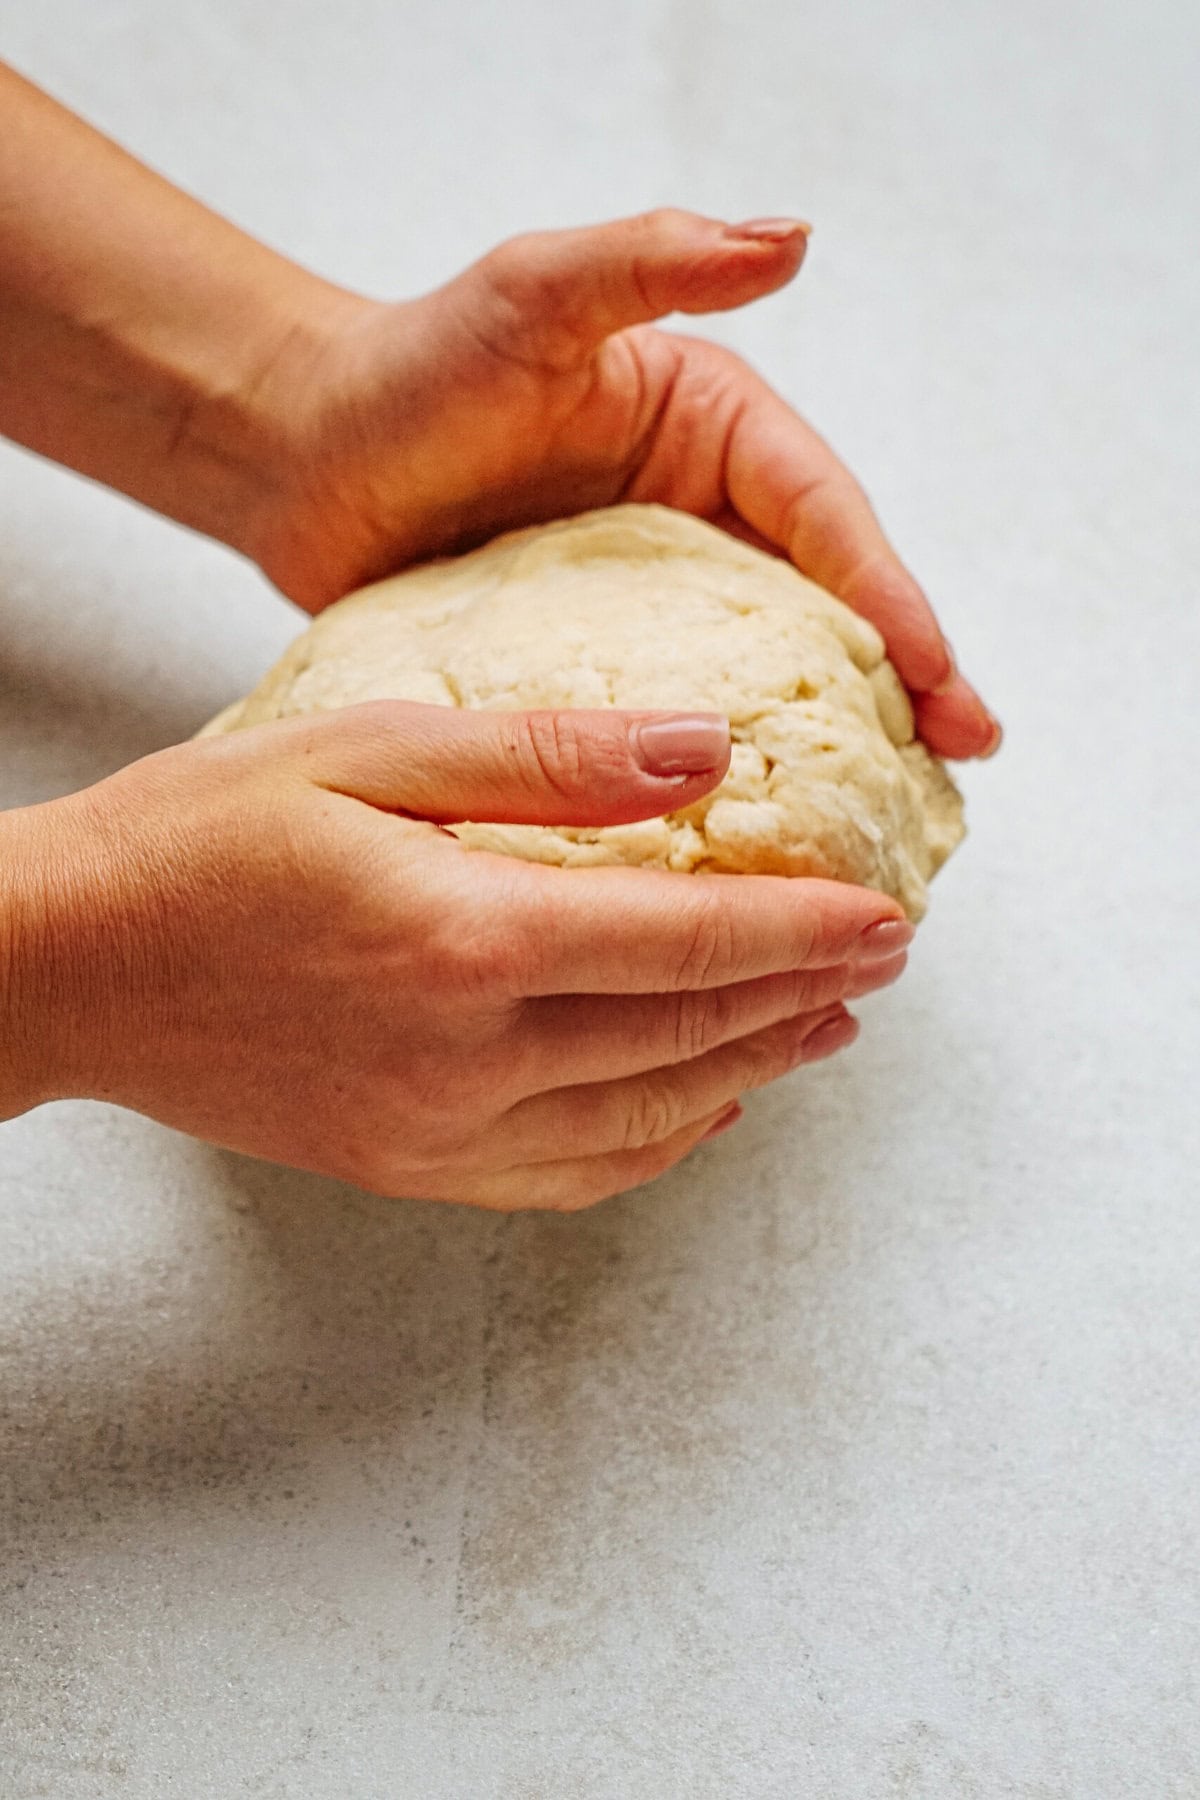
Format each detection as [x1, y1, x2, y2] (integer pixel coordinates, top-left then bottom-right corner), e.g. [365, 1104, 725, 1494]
[0, 1080, 853, 1601]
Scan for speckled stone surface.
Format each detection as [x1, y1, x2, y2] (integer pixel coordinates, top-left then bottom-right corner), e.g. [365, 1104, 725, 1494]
[2, 2, 1198, 1795]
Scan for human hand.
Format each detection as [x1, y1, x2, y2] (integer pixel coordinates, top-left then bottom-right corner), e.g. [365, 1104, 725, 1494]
[0, 76, 997, 755]
[241, 209, 999, 761]
[2, 705, 912, 1209]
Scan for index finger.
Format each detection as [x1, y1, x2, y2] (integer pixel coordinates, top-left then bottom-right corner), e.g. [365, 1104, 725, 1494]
[719, 363, 1000, 759]
[502, 859, 908, 996]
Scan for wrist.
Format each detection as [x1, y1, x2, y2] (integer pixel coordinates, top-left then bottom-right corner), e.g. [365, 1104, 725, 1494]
[164, 266, 376, 559]
[221, 283, 408, 608]
[0, 803, 67, 1116]
[105, 257, 371, 560]
[0, 794, 113, 1118]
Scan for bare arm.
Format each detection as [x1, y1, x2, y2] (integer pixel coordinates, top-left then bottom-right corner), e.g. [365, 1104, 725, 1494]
[0, 60, 343, 551]
[0, 62, 995, 756]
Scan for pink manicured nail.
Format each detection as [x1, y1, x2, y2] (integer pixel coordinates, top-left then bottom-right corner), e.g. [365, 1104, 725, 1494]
[702, 1101, 744, 1141]
[803, 1012, 860, 1059]
[631, 713, 730, 777]
[857, 917, 915, 956]
[725, 216, 812, 242]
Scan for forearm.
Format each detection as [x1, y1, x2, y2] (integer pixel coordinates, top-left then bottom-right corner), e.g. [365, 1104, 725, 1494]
[0, 61, 355, 552]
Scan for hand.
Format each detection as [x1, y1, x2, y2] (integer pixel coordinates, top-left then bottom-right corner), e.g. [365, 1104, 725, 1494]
[2, 706, 912, 1210]
[0, 78, 997, 755]
[244, 209, 999, 761]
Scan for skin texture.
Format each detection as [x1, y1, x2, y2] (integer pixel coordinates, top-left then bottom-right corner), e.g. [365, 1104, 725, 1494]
[0, 64, 997, 761]
[1, 704, 911, 1209]
[239, 214, 1000, 758]
[0, 64, 994, 1204]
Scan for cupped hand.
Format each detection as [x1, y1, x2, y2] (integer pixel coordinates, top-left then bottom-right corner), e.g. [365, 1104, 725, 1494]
[245, 208, 999, 760]
[10, 705, 912, 1209]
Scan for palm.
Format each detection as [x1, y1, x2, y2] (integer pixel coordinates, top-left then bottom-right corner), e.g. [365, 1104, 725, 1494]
[440, 324, 765, 549]
[278, 321, 740, 606]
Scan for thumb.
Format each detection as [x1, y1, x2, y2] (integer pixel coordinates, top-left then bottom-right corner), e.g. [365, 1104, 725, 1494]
[290, 700, 732, 827]
[447, 207, 810, 371]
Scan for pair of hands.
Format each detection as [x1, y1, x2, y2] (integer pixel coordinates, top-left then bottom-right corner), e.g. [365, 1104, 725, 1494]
[4, 204, 996, 1208]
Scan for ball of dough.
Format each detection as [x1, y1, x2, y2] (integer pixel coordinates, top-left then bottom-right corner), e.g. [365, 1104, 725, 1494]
[201, 505, 964, 919]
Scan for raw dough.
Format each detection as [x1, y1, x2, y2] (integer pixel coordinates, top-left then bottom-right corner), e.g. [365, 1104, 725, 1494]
[201, 505, 964, 918]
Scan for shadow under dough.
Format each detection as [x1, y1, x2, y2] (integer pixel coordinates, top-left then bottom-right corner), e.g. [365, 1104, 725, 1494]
[0, 1124, 800, 1582]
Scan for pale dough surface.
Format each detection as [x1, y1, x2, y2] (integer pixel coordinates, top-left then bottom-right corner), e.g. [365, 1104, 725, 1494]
[201, 505, 965, 918]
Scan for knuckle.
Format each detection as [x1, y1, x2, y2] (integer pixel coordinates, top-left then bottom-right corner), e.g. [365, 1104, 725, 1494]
[291, 697, 406, 769]
[458, 244, 536, 365]
[739, 1016, 814, 1090]
[426, 922, 493, 993]
[636, 204, 693, 238]
[779, 477, 835, 553]
[621, 1080, 682, 1151]
[430, 886, 539, 999]
[670, 895, 738, 990]
[437, 932, 511, 1002]
[787, 898, 821, 966]
[474, 235, 580, 370]
[672, 985, 734, 1062]
[785, 965, 828, 1011]
[478, 232, 537, 303]
[508, 711, 585, 800]
[338, 695, 408, 734]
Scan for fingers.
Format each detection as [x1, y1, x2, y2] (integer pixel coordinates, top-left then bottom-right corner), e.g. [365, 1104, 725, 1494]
[914, 681, 1003, 759]
[523, 949, 908, 1087]
[718, 364, 1000, 758]
[289, 698, 730, 825]
[503, 863, 909, 996]
[725, 375, 946, 682]
[485, 1005, 859, 1170]
[452, 1100, 742, 1212]
[453, 207, 810, 372]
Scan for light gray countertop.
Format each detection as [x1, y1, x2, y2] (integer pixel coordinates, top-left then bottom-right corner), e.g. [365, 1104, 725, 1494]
[2, 2, 1197, 1794]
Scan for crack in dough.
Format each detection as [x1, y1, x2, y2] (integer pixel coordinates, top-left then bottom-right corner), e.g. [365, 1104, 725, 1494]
[199, 505, 965, 918]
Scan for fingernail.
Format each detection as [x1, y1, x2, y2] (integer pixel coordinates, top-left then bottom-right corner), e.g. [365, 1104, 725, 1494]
[978, 715, 1004, 758]
[631, 713, 730, 777]
[725, 216, 812, 242]
[802, 1012, 860, 1060]
[857, 917, 915, 956]
[702, 1101, 744, 1141]
[931, 661, 959, 697]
